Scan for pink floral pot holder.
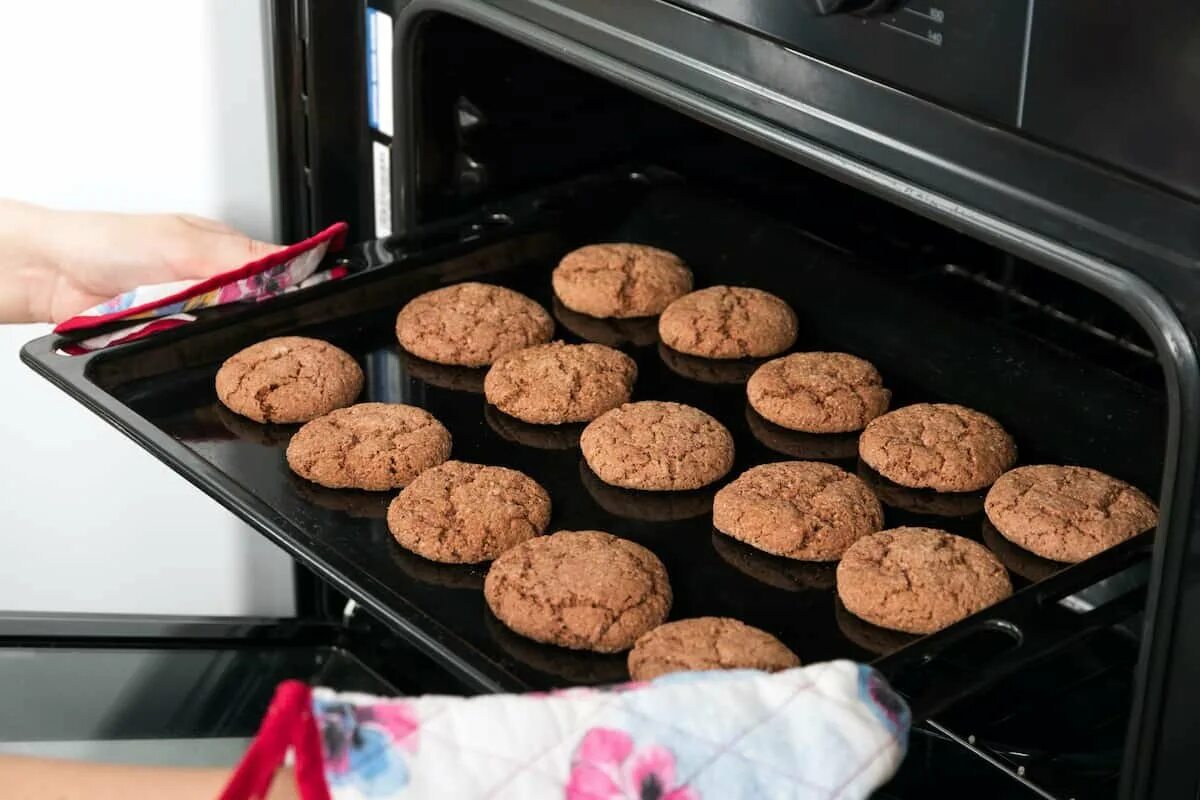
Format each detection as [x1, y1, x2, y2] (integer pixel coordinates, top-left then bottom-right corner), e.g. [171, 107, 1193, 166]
[222, 660, 909, 800]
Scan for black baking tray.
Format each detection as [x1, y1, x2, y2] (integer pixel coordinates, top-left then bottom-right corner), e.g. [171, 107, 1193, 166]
[22, 168, 1164, 707]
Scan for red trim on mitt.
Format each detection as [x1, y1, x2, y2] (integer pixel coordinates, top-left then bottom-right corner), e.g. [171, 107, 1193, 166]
[219, 680, 332, 800]
[53, 222, 348, 334]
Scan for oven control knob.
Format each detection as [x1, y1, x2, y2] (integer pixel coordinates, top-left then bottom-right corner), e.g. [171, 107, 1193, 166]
[812, 0, 896, 14]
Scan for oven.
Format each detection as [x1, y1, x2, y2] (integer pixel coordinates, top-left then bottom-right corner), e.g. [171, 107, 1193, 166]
[14, 1, 1200, 797]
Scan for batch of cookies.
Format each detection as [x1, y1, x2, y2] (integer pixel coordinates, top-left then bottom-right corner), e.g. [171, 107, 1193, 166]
[215, 242, 1160, 681]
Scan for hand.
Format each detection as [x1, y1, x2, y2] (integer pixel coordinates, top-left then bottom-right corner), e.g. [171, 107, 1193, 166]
[0, 199, 282, 324]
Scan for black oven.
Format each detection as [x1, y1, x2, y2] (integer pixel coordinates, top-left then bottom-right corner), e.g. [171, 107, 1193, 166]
[15, 1, 1200, 797]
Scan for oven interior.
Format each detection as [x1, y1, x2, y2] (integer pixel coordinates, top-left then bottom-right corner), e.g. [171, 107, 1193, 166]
[396, 16, 1167, 797]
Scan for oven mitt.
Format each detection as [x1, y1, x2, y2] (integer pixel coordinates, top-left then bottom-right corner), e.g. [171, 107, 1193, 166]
[220, 660, 910, 800]
[52, 222, 350, 353]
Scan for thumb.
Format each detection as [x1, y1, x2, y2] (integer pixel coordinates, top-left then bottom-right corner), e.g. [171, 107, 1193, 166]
[172, 223, 285, 280]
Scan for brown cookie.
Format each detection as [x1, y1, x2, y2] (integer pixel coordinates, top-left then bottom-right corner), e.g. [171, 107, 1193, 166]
[858, 403, 1017, 492]
[580, 401, 735, 491]
[713, 461, 884, 561]
[658, 286, 798, 359]
[215, 336, 362, 423]
[747, 352, 890, 434]
[836, 527, 1013, 634]
[627, 617, 800, 681]
[711, 532, 837, 591]
[553, 297, 659, 348]
[581, 461, 714, 522]
[658, 343, 761, 385]
[387, 460, 551, 564]
[484, 341, 637, 424]
[552, 243, 693, 319]
[286, 403, 452, 491]
[395, 282, 553, 367]
[745, 406, 859, 461]
[984, 465, 1158, 563]
[484, 530, 672, 653]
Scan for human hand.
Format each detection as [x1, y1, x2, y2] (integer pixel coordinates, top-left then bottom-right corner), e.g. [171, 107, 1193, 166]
[0, 199, 282, 324]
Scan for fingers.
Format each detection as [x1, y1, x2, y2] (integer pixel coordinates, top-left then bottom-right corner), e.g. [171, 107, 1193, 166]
[168, 216, 285, 280]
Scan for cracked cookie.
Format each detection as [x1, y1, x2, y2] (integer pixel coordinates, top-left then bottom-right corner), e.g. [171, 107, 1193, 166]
[580, 401, 735, 491]
[747, 352, 890, 433]
[858, 403, 1017, 492]
[552, 243, 693, 319]
[837, 527, 1013, 634]
[984, 465, 1158, 563]
[484, 341, 637, 424]
[387, 460, 551, 564]
[215, 336, 362, 424]
[713, 461, 884, 561]
[484, 530, 672, 653]
[658, 286, 798, 359]
[627, 617, 800, 681]
[286, 402, 451, 491]
[395, 282, 553, 367]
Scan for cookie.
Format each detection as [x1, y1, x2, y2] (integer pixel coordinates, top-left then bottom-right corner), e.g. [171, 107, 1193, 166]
[836, 527, 1013, 634]
[552, 243, 693, 319]
[984, 465, 1158, 563]
[713, 461, 884, 561]
[485, 405, 584, 450]
[387, 461, 551, 564]
[553, 298, 658, 348]
[658, 286, 798, 359]
[658, 343, 760, 385]
[580, 401, 735, 491]
[745, 406, 859, 461]
[747, 352, 890, 433]
[711, 533, 837, 591]
[580, 461, 714, 522]
[484, 530, 671, 653]
[484, 341, 637, 424]
[858, 403, 1017, 492]
[215, 336, 362, 423]
[395, 282, 554, 367]
[627, 617, 800, 681]
[286, 403, 452, 491]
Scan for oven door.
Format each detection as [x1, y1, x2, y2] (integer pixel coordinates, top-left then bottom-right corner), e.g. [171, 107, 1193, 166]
[0, 611, 463, 768]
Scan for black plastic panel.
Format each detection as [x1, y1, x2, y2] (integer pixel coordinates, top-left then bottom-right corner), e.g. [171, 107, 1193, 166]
[668, 0, 1028, 125]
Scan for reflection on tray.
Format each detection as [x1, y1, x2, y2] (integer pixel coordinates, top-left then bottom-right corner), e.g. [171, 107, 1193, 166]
[711, 531, 837, 591]
[581, 461, 714, 521]
[485, 404, 584, 450]
[744, 406, 860, 461]
[981, 519, 1068, 583]
[834, 600, 919, 657]
[389, 545, 488, 591]
[857, 461, 986, 518]
[213, 403, 299, 446]
[658, 343, 761, 385]
[288, 473, 394, 519]
[485, 609, 628, 686]
[552, 297, 659, 348]
[400, 352, 487, 394]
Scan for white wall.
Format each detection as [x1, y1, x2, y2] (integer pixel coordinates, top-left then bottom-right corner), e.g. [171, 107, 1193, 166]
[0, 0, 295, 616]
